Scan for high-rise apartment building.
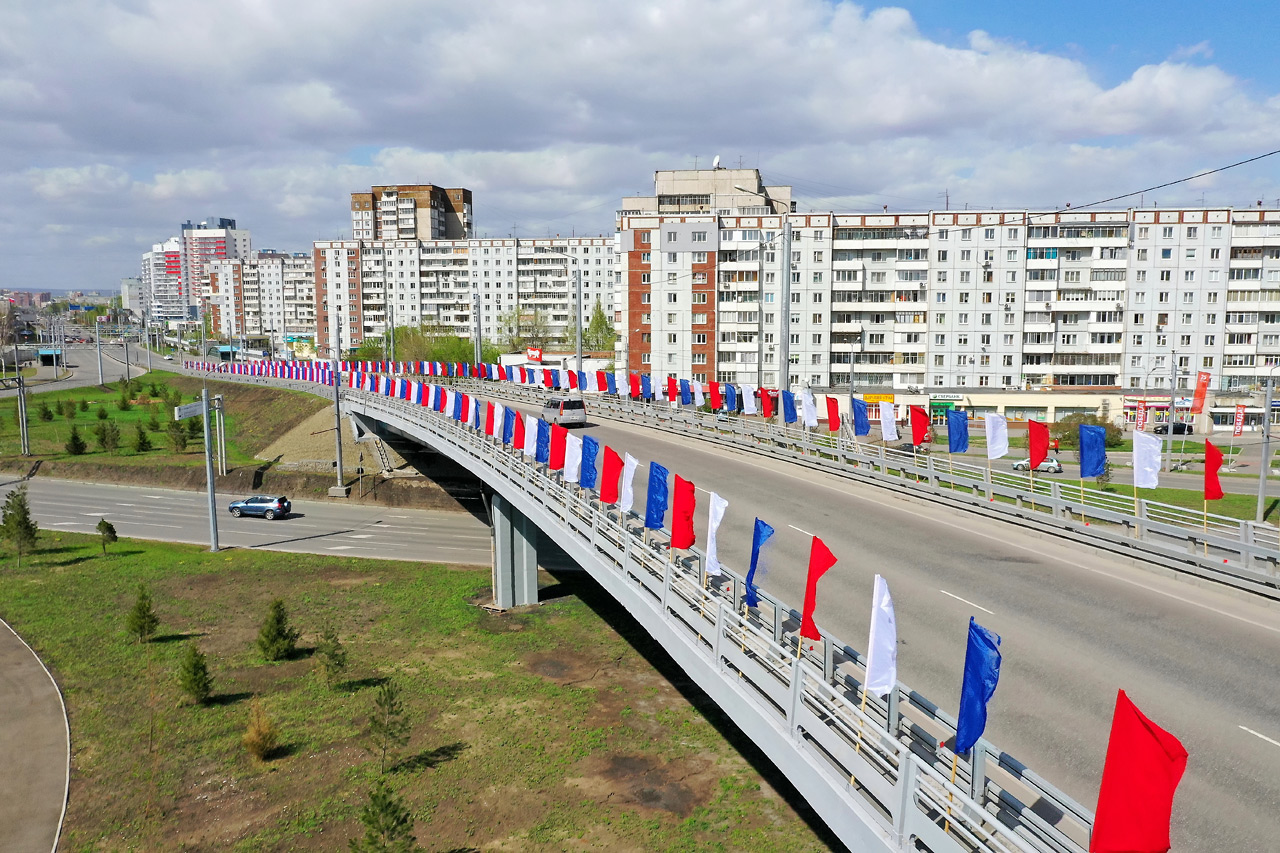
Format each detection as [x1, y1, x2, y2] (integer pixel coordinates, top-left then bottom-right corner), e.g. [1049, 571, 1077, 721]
[617, 168, 1280, 398]
[207, 251, 317, 357]
[139, 218, 251, 324]
[350, 185, 473, 241]
[139, 236, 183, 321]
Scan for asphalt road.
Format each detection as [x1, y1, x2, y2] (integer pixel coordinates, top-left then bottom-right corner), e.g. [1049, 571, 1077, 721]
[0, 345, 147, 399]
[489, 397, 1280, 851]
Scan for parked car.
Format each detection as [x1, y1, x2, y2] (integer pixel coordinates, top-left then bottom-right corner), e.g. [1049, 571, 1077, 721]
[228, 495, 291, 519]
[1153, 422, 1191, 435]
[543, 395, 587, 427]
[163, 354, 174, 360]
[1011, 458, 1064, 473]
[894, 442, 931, 454]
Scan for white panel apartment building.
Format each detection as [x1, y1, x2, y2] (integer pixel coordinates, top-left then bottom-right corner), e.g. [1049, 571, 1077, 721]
[312, 236, 615, 357]
[618, 169, 1280, 397]
[207, 252, 315, 356]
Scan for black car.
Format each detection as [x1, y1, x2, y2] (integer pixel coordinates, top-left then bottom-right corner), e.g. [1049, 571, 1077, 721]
[228, 495, 291, 519]
[1153, 423, 1192, 435]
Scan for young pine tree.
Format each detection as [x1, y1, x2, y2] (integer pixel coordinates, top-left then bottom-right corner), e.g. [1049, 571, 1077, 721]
[315, 622, 348, 689]
[256, 598, 300, 661]
[367, 679, 411, 774]
[349, 777, 417, 853]
[116, 391, 132, 412]
[65, 424, 87, 455]
[166, 420, 188, 452]
[60, 399, 76, 419]
[95, 420, 121, 453]
[96, 518, 117, 554]
[95, 405, 108, 420]
[125, 583, 160, 643]
[0, 485, 39, 569]
[178, 643, 214, 705]
[133, 423, 152, 453]
[78, 398, 89, 412]
[37, 401, 53, 421]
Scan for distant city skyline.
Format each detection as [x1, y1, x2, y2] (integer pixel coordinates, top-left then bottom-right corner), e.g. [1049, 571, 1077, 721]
[3, 0, 1279, 291]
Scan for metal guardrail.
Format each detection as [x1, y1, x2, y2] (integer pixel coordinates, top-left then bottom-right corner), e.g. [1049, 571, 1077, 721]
[443, 378, 1280, 598]
[343, 388, 1095, 853]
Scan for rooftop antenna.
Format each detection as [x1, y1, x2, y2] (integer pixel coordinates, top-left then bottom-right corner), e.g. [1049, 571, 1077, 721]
[712, 154, 721, 170]
[693, 155, 700, 169]
[938, 188, 950, 211]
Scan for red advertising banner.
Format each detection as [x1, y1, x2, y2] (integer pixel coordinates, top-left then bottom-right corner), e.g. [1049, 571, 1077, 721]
[525, 347, 543, 363]
[1190, 371, 1211, 414]
[1136, 403, 1147, 432]
[1233, 404, 1246, 437]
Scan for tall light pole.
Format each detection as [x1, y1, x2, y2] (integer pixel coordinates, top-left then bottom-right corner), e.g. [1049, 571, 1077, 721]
[330, 321, 348, 497]
[95, 316, 103, 385]
[735, 185, 792, 407]
[473, 290, 482, 365]
[542, 250, 582, 373]
[1257, 363, 1278, 523]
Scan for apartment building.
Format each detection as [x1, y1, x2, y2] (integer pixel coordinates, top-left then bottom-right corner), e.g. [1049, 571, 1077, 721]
[139, 236, 183, 321]
[617, 168, 1280, 397]
[207, 251, 316, 357]
[312, 236, 615, 357]
[350, 185, 473, 241]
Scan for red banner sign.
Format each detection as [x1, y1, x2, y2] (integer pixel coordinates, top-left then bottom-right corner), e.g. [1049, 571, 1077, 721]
[1233, 404, 1246, 437]
[525, 347, 543, 363]
[1190, 371, 1211, 414]
[1136, 404, 1147, 432]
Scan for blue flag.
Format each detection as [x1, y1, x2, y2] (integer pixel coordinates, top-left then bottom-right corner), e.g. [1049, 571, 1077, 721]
[644, 462, 669, 530]
[641, 375, 652, 400]
[605, 372, 617, 394]
[1080, 424, 1107, 479]
[745, 518, 775, 608]
[679, 379, 692, 406]
[725, 383, 737, 411]
[947, 409, 970, 454]
[954, 617, 1002, 754]
[452, 392, 463, 420]
[782, 390, 797, 424]
[535, 419, 551, 464]
[501, 408, 516, 445]
[580, 435, 600, 490]
[851, 397, 870, 435]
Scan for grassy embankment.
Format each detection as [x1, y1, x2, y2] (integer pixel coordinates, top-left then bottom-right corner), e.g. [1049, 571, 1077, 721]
[0, 532, 828, 851]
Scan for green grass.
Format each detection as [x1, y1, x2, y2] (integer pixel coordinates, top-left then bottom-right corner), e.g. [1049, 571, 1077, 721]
[0, 533, 828, 852]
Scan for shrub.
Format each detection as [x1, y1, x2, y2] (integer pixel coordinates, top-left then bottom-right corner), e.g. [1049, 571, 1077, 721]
[349, 778, 416, 852]
[78, 398, 89, 412]
[178, 643, 214, 705]
[243, 700, 278, 761]
[1050, 414, 1123, 450]
[94, 421, 121, 453]
[65, 424, 86, 455]
[186, 416, 204, 440]
[37, 401, 53, 421]
[117, 392, 132, 412]
[96, 518, 117, 554]
[125, 583, 160, 643]
[315, 623, 347, 689]
[96, 405, 108, 420]
[148, 382, 160, 397]
[147, 412, 161, 431]
[166, 421, 188, 452]
[60, 399, 76, 419]
[133, 424, 152, 453]
[257, 599, 300, 661]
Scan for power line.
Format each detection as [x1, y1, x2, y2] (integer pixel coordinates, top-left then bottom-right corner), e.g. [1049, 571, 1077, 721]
[1067, 148, 1280, 211]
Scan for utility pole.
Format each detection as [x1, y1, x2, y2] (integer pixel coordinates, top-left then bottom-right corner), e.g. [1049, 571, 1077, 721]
[144, 310, 152, 372]
[387, 300, 395, 363]
[1258, 374, 1275, 523]
[574, 260, 583, 374]
[473, 291, 482, 366]
[201, 387, 219, 552]
[329, 323, 349, 497]
[778, 214, 793, 418]
[11, 314, 29, 455]
[95, 317, 103, 385]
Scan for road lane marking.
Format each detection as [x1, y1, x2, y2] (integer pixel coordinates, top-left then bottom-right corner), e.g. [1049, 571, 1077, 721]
[1240, 726, 1280, 748]
[348, 534, 374, 539]
[788, 524, 814, 536]
[326, 546, 354, 551]
[112, 521, 184, 529]
[390, 515, 410, 519]
[939, 590, 994, 614]
[143, 495, 165, 499]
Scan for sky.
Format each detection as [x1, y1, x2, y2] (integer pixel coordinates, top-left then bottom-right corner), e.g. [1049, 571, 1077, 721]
[4, 0, 1280, 292]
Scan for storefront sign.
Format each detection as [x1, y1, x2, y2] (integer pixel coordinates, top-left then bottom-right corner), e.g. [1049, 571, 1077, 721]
[1234, 404, 1246, 437]
[862, 393, 895, 405]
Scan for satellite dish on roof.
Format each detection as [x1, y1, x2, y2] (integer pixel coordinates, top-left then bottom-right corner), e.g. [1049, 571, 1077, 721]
[712, 155, 720, 170]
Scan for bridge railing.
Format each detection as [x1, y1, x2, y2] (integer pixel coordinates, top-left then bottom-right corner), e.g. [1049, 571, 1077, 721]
[343, 386, 1095, 853]
[445, 379, 1279, 596]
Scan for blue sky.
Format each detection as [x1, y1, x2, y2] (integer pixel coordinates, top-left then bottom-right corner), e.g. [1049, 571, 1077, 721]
[2, 0, 1279, 290]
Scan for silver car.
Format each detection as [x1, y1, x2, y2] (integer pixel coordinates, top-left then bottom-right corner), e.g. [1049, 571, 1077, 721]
[543, 396, 587, 427]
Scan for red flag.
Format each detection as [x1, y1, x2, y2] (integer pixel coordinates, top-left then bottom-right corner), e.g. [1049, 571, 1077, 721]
[826, 396, 841, 432]
[498, 365, 508, 381]
[628, 373, 640, 398]
[709, 381, 722, 410]
[543, 369, 553, 388]
[517, 366, 526, 383]
[596, 370, 607, 391]
[910, 405, 930, 445]
[484, 402, 495, 436]
[670, 475, 697, 549]
[1028, 419, 1050, 469]
[600, 446, 623, 503]
[666, 375, 677, 401]
[568, 370, 579, 390]
[1204, 440, 1224, 500]
[800, 536, 837, 642]
[549, 424, 567, 471]
[1190, 370, 1211, 415]
[761, 390, 773, 419]
[513, 413, 526, 448]
[1090, 690, 1187, 853]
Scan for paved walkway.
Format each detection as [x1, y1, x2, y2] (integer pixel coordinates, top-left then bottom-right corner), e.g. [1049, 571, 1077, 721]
[0, 618, 68, 853]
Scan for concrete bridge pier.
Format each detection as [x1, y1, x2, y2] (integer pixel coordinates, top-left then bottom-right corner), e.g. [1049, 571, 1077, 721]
[491, 492, 539, 609]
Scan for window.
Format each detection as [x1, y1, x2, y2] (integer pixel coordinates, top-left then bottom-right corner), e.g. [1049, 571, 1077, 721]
[1160, 270, 1172, 281]
[937, 271, 948, 283]
[641, 313, 651, 324]
[1204, 334, 1216, 346]
[640, 273, 651, 284]
[938, 229, 949, 240]
[692, 251, 707, 263]
[666, 313, 676, 323]
[1161, 226, 1174, 238]
[641, 292, 651, 304]
[691, 231, 707, 242]
[937, 250, 948, 261]
[812, 313, 823, 324]
[1161, 248, 1172, 259]
[1180, 334, 1192, 346]
[813, 251, 823, 263]
[812, 333, 823, 344]
[639, 231, 650, 244]
[984, 228, 995, 239]
[958, 313, 970, 324]
[667, 292, 678, 303]
[935, 292, 947, 303]
[693, 333, 707, 344]
[1202, 356, 1214, 368]
[1211, 248, 1221, 259]
[1186, 248, 1196, 259]
[667, 253, 677, 264]
[1137, 248, 1148, 261]
[692, 313, 707, 324]
[960, 292, 970, 303]
[666, 231, 677, 242]
[666, 333, 678, 344]
[1008, 228, 1019, 240]
[961, 228, 972, 240]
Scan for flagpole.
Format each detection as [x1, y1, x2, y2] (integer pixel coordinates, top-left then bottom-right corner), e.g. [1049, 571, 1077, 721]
[1029, 468, 1036, 513]
[1080, 478, 1087, 526]
[944, 750, 960, 834]
[1203, 498, 1209, 557]
[947, 453, 956, 490]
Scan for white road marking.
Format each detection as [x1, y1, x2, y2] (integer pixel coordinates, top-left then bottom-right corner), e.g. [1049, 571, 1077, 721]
[326, 546, 354, 551]
[390, 515, 410, 519]
[1088, 570, 1280, 636]
[348, 534, 374, 539]
[80, 512, 106, 517]
[143, 495, 165, 499]
[788, 524, 814, 536]
[1240, 726, 1280, 748]
[939, 589, 994, 615]
[112, 521, 184, 529]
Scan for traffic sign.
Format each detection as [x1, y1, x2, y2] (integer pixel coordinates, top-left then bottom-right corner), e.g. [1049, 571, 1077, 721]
[174, 401, 204, 421]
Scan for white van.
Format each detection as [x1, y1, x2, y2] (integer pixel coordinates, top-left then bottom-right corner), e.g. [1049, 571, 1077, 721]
[543, 396, 587, 427]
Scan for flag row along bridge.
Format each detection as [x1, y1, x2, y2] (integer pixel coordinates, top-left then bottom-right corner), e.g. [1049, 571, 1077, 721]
[180, 361, 1278, 853]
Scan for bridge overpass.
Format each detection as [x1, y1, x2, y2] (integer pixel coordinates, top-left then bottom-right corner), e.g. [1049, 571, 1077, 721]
[180, 363, 1280, 851]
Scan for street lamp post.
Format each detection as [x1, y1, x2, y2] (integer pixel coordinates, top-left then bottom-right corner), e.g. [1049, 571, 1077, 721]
[1256, 363, 1279, 523]
[541, 250, 583, 374]
[735, 185, 792, 415]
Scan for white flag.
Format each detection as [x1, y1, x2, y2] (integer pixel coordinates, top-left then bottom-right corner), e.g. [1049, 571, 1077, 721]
[558, 369, 569, 390]
[704, 492, 729, 576]
[493, 403, 506, 437]
[614, 369, 628, 396]
[523, 413, 538, 457]
[741, 383, 759, 415]
[865, 574, 897, 698]
[801, 389, 818, 428]
[564, 433, 583, 484]
[1133, 430, 1162, 489]
[620, 453, 639, 513]
[984, 413, 1009, 460]
[879, 401, 899, 442]
[653, 375, 665, 401]
[693, 381, 705, 408]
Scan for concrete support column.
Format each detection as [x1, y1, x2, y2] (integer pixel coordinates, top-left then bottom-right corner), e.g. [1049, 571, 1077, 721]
[491, 492, 539, 609]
